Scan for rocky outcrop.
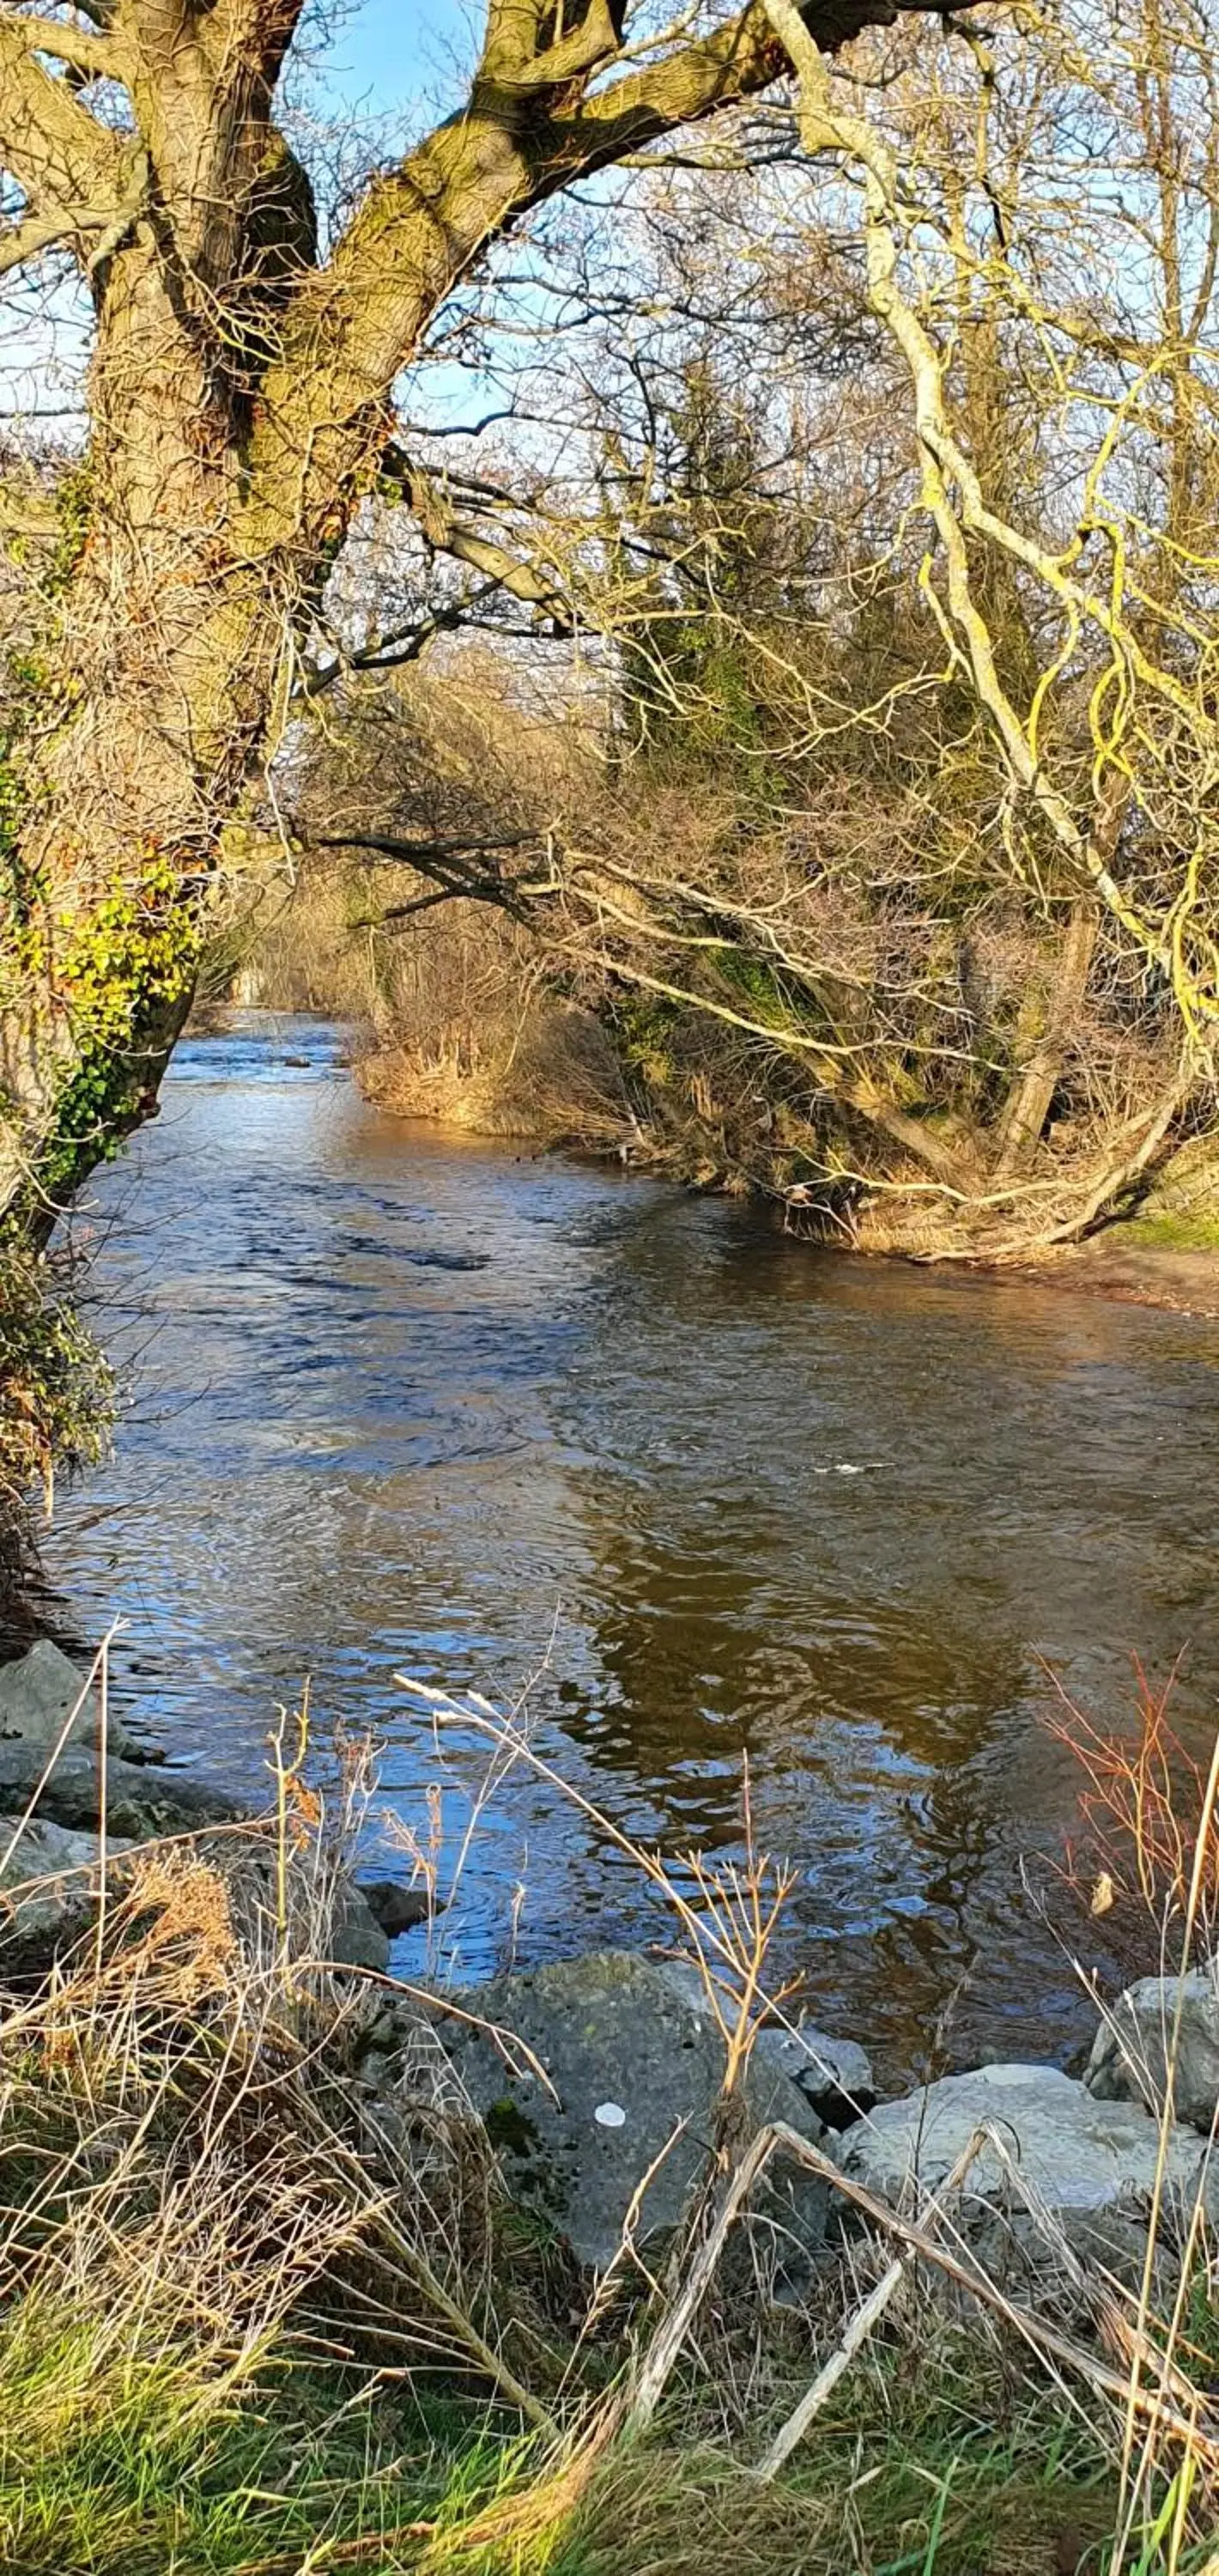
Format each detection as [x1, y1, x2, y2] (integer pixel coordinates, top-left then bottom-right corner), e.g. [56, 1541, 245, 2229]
[0, 1641, 395, 1978]
[0, 1790, 390, 1978]
[423, 1948, 828, 2274]
[1084, 1971, 1219, 2136]
[0, 1650, 249, 1967]
[0, 1740, 246, 1840]
[0, 1814, 135, 1967]
[835, 2061, 1207, 2259]
[0, 1639, 139, 1762]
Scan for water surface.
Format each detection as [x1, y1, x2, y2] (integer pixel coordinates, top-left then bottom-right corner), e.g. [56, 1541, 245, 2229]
[49, 1013, 1219, 2071]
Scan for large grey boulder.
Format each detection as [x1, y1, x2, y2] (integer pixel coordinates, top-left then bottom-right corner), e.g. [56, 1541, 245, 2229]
[652, 1955, 875, 2126]
[0, 1641, 137, 1762]
[836, 2063, 1204, 2239]
[433, 1948, 828, 2274]
[0, 1741, 246, 1840]
[0, 1814, 135, 1966]
[1085, 1971, 1219, 2136]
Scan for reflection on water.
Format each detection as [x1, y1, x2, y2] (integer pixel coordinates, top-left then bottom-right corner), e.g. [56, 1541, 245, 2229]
[48, 1012, 1219, 2070]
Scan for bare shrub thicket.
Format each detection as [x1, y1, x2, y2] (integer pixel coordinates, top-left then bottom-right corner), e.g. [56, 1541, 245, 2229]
[271, 655, 632, 1141]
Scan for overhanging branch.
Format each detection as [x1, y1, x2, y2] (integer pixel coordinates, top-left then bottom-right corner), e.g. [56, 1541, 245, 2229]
[0, 11, 123, 211]
[242, 0, 945, 558]
[0, 7, 118, 77]
[310, 826, 557, 926]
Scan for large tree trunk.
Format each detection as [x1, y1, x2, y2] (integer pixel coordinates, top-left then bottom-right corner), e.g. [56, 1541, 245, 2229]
[1, 241, 280, 1218]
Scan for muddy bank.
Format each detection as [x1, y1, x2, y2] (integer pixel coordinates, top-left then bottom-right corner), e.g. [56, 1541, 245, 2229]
[1013, 1236, 1219, 1319]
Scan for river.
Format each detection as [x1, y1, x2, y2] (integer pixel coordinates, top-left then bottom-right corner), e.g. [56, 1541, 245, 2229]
[46, 1011, 1219, 2075]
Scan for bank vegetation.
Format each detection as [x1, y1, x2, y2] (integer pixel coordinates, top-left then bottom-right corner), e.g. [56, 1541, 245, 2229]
[1, 1656, 1218, 2574]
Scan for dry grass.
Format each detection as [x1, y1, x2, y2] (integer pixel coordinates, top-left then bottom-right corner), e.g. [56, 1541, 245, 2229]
[358, 994, 631, 1147]
[1044, 1660, 1219, 1969]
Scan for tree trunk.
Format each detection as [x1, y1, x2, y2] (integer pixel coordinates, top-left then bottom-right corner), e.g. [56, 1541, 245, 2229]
[991, 899, 1099, 1182]
[1, 239, 280, 1221]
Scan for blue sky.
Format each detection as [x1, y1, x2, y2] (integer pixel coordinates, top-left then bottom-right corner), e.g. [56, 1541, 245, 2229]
[324, 0, 477, 120]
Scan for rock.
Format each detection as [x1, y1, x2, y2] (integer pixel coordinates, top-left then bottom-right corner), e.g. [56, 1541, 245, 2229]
[209, 1842, 391, 1977]
[358, 1876, 430, 1937]
[0, 1814, 134, 1966]
[0, 1741, 246, 1840]
[836, 2063, 1205, 2240]
[0, 1640, 137, 1762]
[434, 1948, 828, 2274]
[1084, 1971, 1219, 2135]
[755, 2023, 876, 2128]
[652, 1955, 874, 2126]
[329, 1877, 391, 1974]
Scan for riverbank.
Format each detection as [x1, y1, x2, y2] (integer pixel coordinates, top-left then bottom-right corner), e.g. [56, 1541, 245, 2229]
[2, 1637, 1216, 2574]
[349, 1020, 1219, 1315]
[0, 1882, 1122, 2576]
[1030, 1235, 1219, 1319]
[360, 1063, 1219, 1321]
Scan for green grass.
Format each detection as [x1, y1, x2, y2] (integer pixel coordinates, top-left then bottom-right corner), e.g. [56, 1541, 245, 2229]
[0, 2284, 1134, 2576]
[3, 2202, 1216, 2576]
[1115, 1211, 1219, 1251]
[0, 2303, 525, 2575]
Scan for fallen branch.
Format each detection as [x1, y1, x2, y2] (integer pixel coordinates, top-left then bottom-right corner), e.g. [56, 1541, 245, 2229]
[758, 2127, 989, 2479]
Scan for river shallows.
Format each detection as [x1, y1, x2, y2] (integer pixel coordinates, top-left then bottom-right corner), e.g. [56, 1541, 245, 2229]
[49, 1012, 1219, 2071]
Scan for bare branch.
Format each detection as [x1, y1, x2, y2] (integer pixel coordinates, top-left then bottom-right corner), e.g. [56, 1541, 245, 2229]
[478, 0, 626, 94]
[0, 7, 119, 77]
[242, 1, 908, 553]
[0, 202, 73, 276]
[379, 450, 574, 626]
[0, 11, 122, 212]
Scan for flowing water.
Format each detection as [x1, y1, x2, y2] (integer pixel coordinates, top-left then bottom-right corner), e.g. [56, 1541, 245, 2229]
[46, 1012, 1219, 2072]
